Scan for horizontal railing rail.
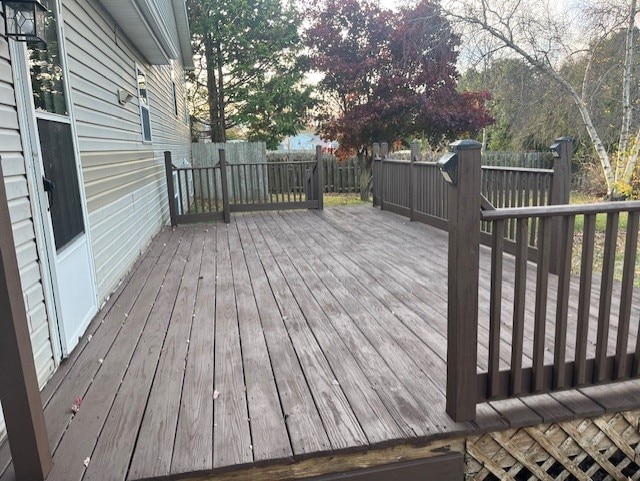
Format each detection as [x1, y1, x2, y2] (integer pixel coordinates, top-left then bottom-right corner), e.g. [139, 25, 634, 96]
[478, 200, 640, 403]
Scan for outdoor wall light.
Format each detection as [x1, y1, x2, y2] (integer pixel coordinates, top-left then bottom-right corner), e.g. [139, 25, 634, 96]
[3, 0, 48, 43]
[549, 142, 562, 158]
[438, 152, 458, 185]
[118, 88, 134, 105]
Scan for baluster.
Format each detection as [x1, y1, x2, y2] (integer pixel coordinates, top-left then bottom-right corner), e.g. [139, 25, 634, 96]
[532, 216, 552, 392]
[595, 212, 619, 382]
[575, 214, 596, 385]
[488, 219, 505, 398]
[510, 218, 528, 396]
[554, 215, 575, 389]
[615, 211, 639, 378]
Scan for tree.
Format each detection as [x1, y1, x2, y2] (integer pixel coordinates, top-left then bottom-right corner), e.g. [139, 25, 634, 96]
[446, 0, 638, 197]
[305, 0, 493, 200]
[187, 0, 314, 147]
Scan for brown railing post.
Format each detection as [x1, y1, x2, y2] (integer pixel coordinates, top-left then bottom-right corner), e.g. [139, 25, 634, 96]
[549, 137, 572, 274]
[410, 140, 420, 221]
[0, 157, 53, 480]
[380, 142, 388, 211]
[446, 139, 482, 422]
[372, 143, 380, 206]
[219, 148, 231, 224]
[164, 151, 178, 227]
[316, 145, 324, 210]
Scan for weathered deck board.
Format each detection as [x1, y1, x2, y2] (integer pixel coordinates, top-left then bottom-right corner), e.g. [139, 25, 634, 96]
[267, 211, 436, 438]
[212, 225, 253, 470]
[242, 215, 368, 452]
[82, 228, 197, 481]
[171, 226, 217, 475]
[235, 219, 331, 458]
[127, 229, 205, 479]
[256, 214, 411, 445]
[273, 211, 473, 436]
[1, 206, 639, 481]
[45, 228, 190, 481]
[226, 222, 293, 464]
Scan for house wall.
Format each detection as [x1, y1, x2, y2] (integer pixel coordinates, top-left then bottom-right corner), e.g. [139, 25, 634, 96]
[0, 17, 57, 443]
[0, 0, 191, 444]
[64, 0, 191, 300]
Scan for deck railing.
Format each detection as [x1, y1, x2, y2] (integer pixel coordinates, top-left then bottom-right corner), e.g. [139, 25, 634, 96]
[442, 139, 640, 422]
[164, 147, 323, 225]
[372, 141, 566, 258]
[479, 201, 640, 402]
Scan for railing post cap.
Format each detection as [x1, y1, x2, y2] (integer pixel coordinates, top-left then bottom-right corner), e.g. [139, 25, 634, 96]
[450, 139, 482, 151]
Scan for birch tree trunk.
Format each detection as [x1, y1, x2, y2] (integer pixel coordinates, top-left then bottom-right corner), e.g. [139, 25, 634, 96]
[622, 0, 638, 181]
[448, 5, 617, 196]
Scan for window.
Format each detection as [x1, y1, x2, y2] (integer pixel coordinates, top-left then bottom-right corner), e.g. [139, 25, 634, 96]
[170, 61, 179, 117]
[136, 66, 152, 142]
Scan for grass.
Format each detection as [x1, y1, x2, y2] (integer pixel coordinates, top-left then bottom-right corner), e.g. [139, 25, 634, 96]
[186, 192, 369, 214]
[568, 192, 639, 287]
[323, 193, 369, 207]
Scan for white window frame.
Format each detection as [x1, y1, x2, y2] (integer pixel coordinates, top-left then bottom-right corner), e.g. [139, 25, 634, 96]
[136, 64, 152, 143]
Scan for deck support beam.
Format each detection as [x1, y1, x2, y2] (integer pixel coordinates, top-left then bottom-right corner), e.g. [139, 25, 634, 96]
[446, 140, 482, 422]
[0, 157, 52, 480]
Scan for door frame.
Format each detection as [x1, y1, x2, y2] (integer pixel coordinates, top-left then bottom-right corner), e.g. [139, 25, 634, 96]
[9, 0, 98, 360]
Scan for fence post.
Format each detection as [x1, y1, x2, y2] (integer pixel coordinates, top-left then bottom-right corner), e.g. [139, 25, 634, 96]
[219, 148, 231, 224]
[372, 143, 380, 206]
[549, 136, 572, 275]
[446, 139, 482, 423]
[380, 142, 388, 211]
[316, 145, 324, 210]
[164, 151, 178, 227]
[410, 140, 420, 221]
[0, 157, 53, 480]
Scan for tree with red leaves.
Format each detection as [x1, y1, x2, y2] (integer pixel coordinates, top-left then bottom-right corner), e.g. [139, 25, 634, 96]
[305, 0, 493, 199]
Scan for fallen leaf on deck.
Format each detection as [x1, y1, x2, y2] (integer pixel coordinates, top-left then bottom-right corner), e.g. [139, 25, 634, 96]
[71, 396, 83, 414]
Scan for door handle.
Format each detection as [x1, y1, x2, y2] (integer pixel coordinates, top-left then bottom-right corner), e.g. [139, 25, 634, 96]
[43, 177, 55, 209]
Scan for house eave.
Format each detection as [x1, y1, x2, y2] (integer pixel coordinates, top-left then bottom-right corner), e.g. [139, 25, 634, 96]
[172, 0, 195, 70]
[99, 0, 181, 65]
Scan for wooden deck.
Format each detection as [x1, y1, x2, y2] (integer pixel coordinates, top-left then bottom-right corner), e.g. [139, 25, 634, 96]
[2, 206, 640, 481]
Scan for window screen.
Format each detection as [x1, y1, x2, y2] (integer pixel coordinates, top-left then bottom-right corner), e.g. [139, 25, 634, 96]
[37, 118, 85, 251]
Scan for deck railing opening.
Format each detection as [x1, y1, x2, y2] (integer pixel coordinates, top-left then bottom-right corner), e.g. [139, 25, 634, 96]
[164, 147, 323, 225]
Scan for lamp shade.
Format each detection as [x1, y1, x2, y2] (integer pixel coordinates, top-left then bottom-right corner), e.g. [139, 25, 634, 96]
[4, 0, 48, 43]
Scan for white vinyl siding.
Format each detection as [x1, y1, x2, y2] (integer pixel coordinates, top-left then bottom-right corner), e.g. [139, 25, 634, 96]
[1, 23, 56, 443]
[61, 0, 191, 301]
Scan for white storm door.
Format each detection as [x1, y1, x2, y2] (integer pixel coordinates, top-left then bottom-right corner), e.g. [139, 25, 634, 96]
[14, 0, 98, 356]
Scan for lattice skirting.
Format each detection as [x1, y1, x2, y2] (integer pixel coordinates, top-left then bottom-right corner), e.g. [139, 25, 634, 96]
[466, 411, 640, 480]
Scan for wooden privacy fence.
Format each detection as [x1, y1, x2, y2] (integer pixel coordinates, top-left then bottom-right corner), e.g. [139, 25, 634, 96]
[443, 139, 640, 423]
[163, 147, 323, 225]
[372, 141, 566, 258]
[268, 152, 363, 194]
